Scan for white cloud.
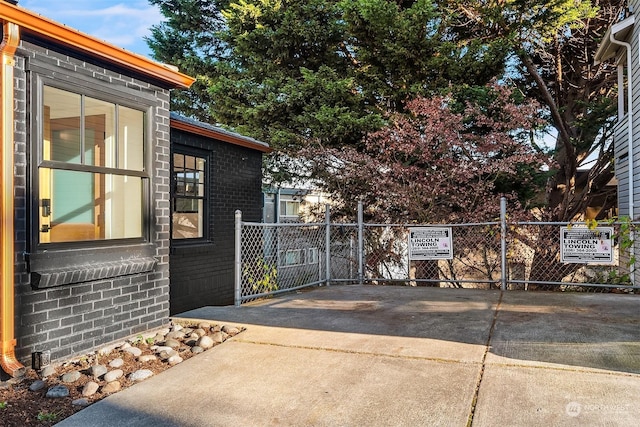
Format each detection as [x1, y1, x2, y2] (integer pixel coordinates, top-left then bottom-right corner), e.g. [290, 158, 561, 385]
[20, 1, 163, 56]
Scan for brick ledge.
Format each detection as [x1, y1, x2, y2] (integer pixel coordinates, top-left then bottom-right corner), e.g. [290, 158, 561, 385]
[31, 257, 157, 289]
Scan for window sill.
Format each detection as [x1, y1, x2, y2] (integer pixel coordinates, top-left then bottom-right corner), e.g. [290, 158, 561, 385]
[29, 243, 157, 289]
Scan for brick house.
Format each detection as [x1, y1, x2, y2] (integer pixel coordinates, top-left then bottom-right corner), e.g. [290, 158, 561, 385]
[169, 113, 270, 313]
[0, 2, 267, 377]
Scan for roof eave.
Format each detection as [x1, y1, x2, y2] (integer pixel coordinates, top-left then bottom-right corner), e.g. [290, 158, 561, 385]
[594, 15, 635, 65]
[0, 3, 195, 89]
[170, 118, 272, 153]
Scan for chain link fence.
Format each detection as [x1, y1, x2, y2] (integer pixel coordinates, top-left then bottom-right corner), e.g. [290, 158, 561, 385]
[235, 204, 639, 305]
[362, 223, 503, 288]
[236, 220, 327, 304]
[507, 222, 633, 291]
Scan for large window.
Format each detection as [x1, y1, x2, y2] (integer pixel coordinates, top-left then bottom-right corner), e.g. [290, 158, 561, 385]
[172, 152, 207, 239]
[38, 85, 147, 244]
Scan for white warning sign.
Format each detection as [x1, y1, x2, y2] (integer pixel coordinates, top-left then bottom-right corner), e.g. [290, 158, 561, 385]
[408, 227, 453, 260]
[560, 226, 614, 264]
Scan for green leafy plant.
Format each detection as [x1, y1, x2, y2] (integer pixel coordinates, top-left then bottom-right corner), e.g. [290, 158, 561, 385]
[37, 411, 59, 422]
[586, 216, 637, 285]
[243, 258, 278, 293]
[0, 401, 7, 410]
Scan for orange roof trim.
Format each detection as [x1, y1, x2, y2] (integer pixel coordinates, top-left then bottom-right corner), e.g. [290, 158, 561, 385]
[0, 2, 195, 89]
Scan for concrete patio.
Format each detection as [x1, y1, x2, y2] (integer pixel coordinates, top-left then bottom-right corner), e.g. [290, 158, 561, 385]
[57, 285, 640, 426]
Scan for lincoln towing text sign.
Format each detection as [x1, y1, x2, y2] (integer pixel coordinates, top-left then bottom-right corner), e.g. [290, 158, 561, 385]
[408, 227, 453, 260]
[560, 226, 614, 264]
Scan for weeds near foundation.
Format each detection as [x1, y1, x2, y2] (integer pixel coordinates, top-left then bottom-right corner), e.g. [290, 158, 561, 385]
[37, 411, 59, 422]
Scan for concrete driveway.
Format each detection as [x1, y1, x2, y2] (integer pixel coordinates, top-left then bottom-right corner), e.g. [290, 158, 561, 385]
[56, 285, 640, 426]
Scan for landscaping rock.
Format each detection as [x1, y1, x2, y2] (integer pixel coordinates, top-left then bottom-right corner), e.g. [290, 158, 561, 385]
[123, 346, 142, 357]
[211, 331, 224, 344]
[164, 338, 181, 349]
[165, 330, 185, 341]
[72, 398, 90, 407]
[103, 369, 124, 383]
[101, 381, 121, 394]
[222, 325, 240, 336]
[82, 381, 99, 397]
[109, 358, 124, 368]
[61, 371, 81, 383]
[0, 321, 245, 425]
[129, 369, 153, 382]
[46, 385, 70, 398]
[29, 380, 46, 391]
[89, 365, 108, 379]
[40, 365, 56, 378]
[198, 322, 211, 330]
[158, 349, 178, 360]
[197, 335, 214, 349]
[168, 355, 183, 366]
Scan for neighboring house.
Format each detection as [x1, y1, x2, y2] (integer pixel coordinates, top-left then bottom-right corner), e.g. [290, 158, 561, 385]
[263, 187, 329, 223]
[595, 6, 635, 218]
[594, 3, 637, 279]
[169, 113, 270, 313]
[0, 1, 267, 378]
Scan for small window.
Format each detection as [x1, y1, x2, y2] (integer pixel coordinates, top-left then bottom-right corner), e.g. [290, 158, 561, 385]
[279, 200, 300, 220]
[280, 249, 303, 266]
[618, 63, 629, 119]
[308, 247, 319, 264]
[172, 152, 207, 239]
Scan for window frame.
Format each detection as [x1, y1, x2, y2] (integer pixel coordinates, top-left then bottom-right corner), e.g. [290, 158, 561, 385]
[307, 247, 319, 264]
[279, 199, 301, 221]
[170, 146, 211, 243]
[279, 249, 304, 267]
[29, 70, 154, 252]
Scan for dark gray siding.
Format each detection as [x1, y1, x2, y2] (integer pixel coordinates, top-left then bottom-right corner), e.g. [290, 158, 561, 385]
[12, 39, 172, 363]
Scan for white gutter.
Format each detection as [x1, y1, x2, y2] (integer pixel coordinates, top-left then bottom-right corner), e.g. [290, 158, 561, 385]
[608, 28, 635, 285]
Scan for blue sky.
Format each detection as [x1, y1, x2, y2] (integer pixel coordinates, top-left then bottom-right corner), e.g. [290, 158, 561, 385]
[20, 0, 162, 58]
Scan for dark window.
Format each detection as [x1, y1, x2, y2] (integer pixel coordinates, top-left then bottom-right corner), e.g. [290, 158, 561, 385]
[172, 151, 208, 239]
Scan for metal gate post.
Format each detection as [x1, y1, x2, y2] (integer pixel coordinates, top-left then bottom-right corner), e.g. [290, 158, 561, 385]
[500, 197, 507, 291]
[234, 210, 242, 307]
[358, 200, 364, 285]
[325, 204, 331, 286]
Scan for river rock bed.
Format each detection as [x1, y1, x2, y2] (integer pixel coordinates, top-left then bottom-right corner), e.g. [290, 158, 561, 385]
[0, 321, 244, 426]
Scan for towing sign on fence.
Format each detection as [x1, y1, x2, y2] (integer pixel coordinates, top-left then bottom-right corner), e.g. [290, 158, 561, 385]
[560, 226, 614, 264]
[408, 227, 453, 260]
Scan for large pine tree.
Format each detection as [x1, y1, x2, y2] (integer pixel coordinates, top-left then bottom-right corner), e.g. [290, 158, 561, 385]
[148, 0, 623, 223]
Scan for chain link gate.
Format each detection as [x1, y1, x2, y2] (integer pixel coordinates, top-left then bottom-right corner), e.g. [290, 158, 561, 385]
[235, 201, 640, 305]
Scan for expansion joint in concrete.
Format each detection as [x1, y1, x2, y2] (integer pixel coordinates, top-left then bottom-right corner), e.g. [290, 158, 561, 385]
[466, 290, 503, 427]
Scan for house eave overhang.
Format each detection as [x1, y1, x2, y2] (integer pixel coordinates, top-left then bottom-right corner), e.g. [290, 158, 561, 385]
[171, 114, 273, 153]
[594, 15, 635, 65]
[0, 2, 195, 88]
